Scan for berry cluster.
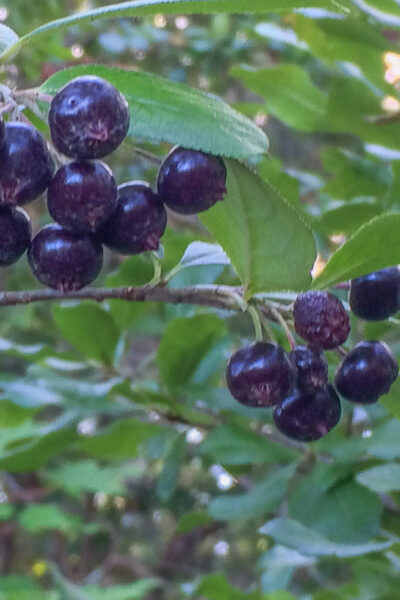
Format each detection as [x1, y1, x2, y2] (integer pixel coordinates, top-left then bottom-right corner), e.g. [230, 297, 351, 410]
[0, 75, 227, 291]
[227, 278, 399, 443]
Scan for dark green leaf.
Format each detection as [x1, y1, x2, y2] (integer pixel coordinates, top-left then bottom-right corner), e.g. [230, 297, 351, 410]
[201, 160, 316, 296]
[157, 314, 226, 389]
[79, 418, 160, 460]
[313, 214, 400, 288]
[53, 304, 119, 366]
[156, 433, 186, 500]
[208, 465, 296, 521]
[201, 424, 296, 465]
[260, 518, 392, 557]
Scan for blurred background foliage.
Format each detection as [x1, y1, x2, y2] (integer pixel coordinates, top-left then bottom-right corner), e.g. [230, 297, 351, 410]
[0, 1, 400, 599]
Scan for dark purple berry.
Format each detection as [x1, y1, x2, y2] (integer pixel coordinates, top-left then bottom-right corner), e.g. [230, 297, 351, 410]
[273, 385, 341, 442]
[47, 161, 117, 234]
[334, 340, 398, 404]
[28, 224, 103, 291]
[0, 122, 55, 205]
[49, 75, 130, 159]
[99, 182, 167, 254]
[290, 345, 328, 392]
[0, 205, 31, 265]
[226, 342, 296, 408]
[349, 267, 400, 321]
[0, 118, 5, 147]
[157, 146, 227, 214]
[293, 291, 350, 350]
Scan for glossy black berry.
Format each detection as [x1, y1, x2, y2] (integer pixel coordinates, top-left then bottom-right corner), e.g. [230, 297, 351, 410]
[0, 122, 55, 205]
[47, 161, 117, 234]
[28, 224, 103, 291]
[290, 345, 328, 392]
[49, 75, 130, 159]
[293, 291, 350, 350]
[157, 146, 227, 214]
[226, 342, 296, 408]
[349, 267, 400, 321]
[334, 340, 398, 404]
[273, 384, 341, 442]
[99, 182, 167, 254]
[0, 205, 31, 265]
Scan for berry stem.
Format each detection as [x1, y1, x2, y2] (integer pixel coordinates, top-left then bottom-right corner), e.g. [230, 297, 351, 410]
[247, 305, 263, 342]
[259, 312, 277, 343]
[149, 252, 163, 287]
[268, 305, 297, 350]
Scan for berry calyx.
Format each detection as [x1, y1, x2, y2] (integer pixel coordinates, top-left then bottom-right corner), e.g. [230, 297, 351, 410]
[0, 122, 55, 205]
[273, 384, 341, 442]
[349, 267, 400, 321]
[290, 345, 328, 392]
[0, 205, 31, 266]
[293, 291, 350, 350]
[226, 342, 296, 408]
[49, 75, 130, 159]
[157, 146, 227, 214]
[334, 340, 398, 404]
[28, 224, 103, 291]
[47, 161, 118, 234]
[99, 182, 167, 254]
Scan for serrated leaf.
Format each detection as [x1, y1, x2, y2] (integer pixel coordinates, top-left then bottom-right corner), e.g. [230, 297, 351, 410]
[260, 518, 392, 557]
[53, 304, 119, 366]
[41, 64, 267, 160]
[201, 159, 316, 296]
[157, 314, 226, 389]
[313, 214, 400, 288]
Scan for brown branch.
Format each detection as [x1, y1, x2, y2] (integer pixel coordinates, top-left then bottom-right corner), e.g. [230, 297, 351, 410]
[0, 284, 242, 311]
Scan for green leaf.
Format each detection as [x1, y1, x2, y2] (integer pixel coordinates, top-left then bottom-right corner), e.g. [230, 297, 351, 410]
[157, 314, 226, 389]
[82, 581, 160, 600]
[289, 471, 382, 544]
[356, 463, 400, 492]
[313, 214, 400, 288]
[79, 418, 160, 460]
[232, 64, 327, 132]
[45, 460, 141, 496]
[156, 433, 186, 501]
[201, 160, 316, 296]
[314, 200, 382, 236]
[0, 23, 18, 54]
[53, 304, 119, 366]
[19, 504, 82, 534]
[208, 465, 296, 521]
[196, 573, 270, 600]
[176, 511, 214, 534]
[0, 428, 77, 473]
[1, 1, 351, 62]
[41, 64, 267, 160]
[201, 424, 296, 465]
[260, 518, 392, 557]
